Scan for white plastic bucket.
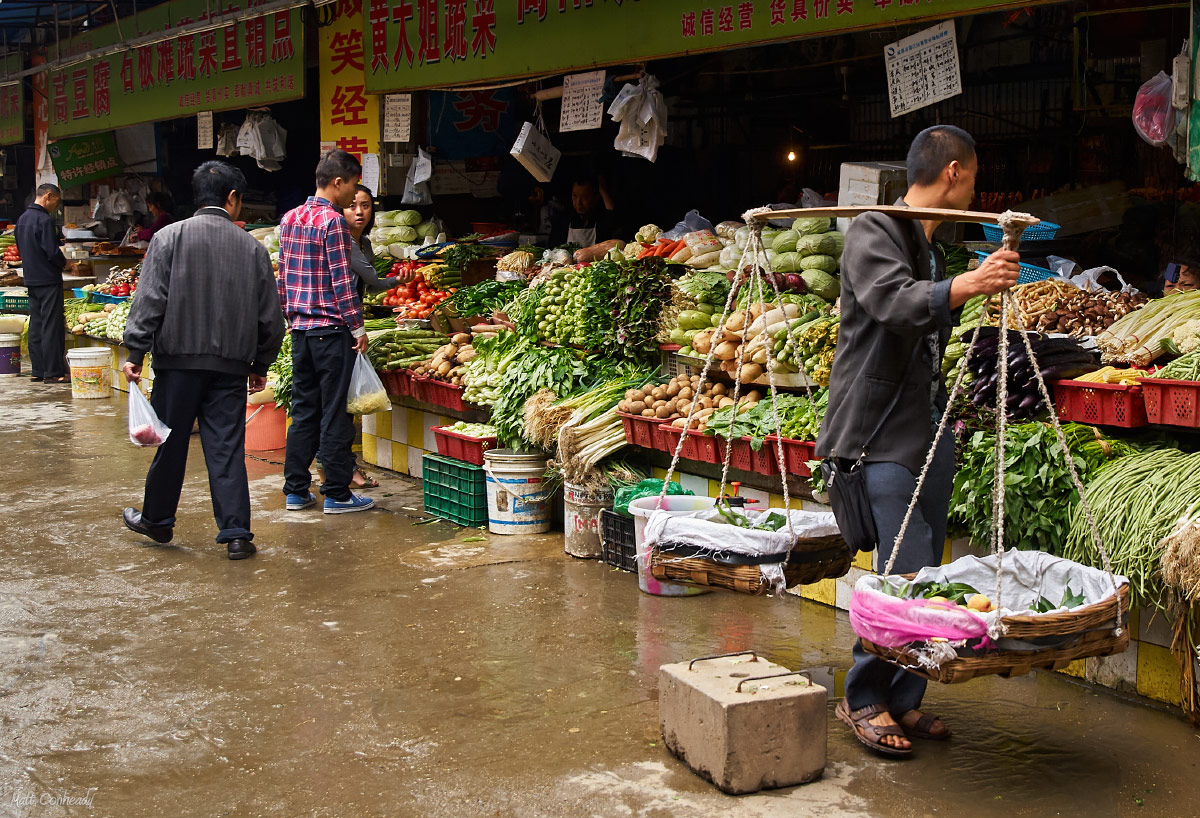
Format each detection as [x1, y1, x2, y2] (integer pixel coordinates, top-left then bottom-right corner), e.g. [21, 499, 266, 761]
[0, 333, 19, 375]
[66, 347, 112, 399]
[563, 483, 613, 559]
[483, 449, 552, 535]
[628, 495, 716, 597]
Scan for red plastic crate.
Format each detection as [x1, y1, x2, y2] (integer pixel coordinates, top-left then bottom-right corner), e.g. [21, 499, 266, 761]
[421, 378, 468, 412]
[1137, 377, 1200, 428]
[378, 369, 408, 398]
[659, 425, 724, 464]
[432, 426, 499, 465]
[722, 437, 779, 475]
[1052, 380, 1148, 428]
[773, 436, 816, 477]
[408, 374, 430, 404]
[618, 412, 669, 450]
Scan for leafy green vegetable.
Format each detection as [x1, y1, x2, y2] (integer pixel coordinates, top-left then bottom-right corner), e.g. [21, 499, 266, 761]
[444, 280, 525, 318]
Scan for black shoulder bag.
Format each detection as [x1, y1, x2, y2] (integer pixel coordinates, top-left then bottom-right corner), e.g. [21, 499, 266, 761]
[820, 343, 921, 554]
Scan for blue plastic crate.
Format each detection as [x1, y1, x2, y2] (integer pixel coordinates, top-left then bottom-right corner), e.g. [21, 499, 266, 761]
[973, 251, 1056, 285]
[89, 292, 130, 305]
[980, 220, 1060, 243]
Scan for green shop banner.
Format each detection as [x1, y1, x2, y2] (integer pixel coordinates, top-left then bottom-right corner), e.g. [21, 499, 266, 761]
[0, 53, 23, 146]
[363, 0, 1055, 93]
[48, 132, 121, 187]
[47, 0, 304, 139]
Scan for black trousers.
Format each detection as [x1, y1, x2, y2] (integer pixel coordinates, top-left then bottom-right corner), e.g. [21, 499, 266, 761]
[283, 327, 355, 502]
[141, 368, 252, 543]
[27, 284, 66, 378]
[844, 429, 956, 716]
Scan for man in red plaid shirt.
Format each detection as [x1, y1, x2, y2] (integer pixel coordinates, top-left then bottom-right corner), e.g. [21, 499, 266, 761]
[278, 149, 375, 515]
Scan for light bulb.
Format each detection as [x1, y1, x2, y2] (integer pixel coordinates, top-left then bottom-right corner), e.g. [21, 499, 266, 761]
[786, 150, 796, 162]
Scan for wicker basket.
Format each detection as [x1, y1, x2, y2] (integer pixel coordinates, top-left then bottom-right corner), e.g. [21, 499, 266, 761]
[649, 536, 851, 596]
[861, 581, 1130, 684]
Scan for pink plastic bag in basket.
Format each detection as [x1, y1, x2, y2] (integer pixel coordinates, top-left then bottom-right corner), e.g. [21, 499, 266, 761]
[849, 587, 990, 649]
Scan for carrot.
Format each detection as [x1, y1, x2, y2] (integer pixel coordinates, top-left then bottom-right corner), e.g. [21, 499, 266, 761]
[662, 239, 684, 258]
[652, 239, 674, 258]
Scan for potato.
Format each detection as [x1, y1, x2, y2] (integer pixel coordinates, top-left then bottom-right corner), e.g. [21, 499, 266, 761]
[726, 310, 747, 331]
[642, 408, 656, 418]
[676, 397, 693, 414]
[739, 363, 764, 382]
[718, 397, 735, 408]
[617, 400, 629, 413]
[696, 407, 716, 420]
[629, 400, 647, 415]
[711, 383, 727, 397]
[625, 389, 638, 402]
[678, 387, 694, 400]
[651, 387, 665, 402]
[672, 418, 688, 429]
[692, 330, 714, 355]
[630, 389, 646, 403]
[677, 373, 691, 385]
[655, 404, 673, 419]
[666, 382, 680, 397]
[699, 395, 713, 410]
[719, 359, 739, 374]
[713, 341, 740, 361]
[745, 389, 763, 403]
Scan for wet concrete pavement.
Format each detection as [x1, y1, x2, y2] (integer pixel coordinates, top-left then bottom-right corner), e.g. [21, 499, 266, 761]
[1, 378, 1198, 818]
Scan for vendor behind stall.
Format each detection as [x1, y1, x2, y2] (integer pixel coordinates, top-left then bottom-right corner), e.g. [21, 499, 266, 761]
[135, 192, 174, 243]
[550, 176, 619, 247]
[343, 184, 389, 297]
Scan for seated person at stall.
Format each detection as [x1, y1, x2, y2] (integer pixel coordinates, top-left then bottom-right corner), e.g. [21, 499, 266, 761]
[550, 175, 620, 247]
[134, 192, 174, 242]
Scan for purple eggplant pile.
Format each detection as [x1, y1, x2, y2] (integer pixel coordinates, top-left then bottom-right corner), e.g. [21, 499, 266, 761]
[966, 328, 1099, 420]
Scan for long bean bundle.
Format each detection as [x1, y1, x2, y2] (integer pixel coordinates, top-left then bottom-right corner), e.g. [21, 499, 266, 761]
[1151, 350, 1200, 381]
[1063, 449, 1200, 608]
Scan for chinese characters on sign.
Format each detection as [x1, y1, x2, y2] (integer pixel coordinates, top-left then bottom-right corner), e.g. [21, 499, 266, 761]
[320, 0, 379, 161]
[383, 93, 413, 142]
[46, 0, 304, 138]
[364, 0, 997, 94]
[884, 20, 961, 117]
[559, 70, 604, 133]
[47, 132, 122, 187]
[0, 53, 23, 146]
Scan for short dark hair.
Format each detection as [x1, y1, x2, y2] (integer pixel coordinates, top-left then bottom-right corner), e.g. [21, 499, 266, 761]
[147, 191, 173, 213]
[571, 176, 597, 191]
[191, 161, 246, 209]
[906, 126, 976, 187]
[36, 183, 61, 198]
[351, 183, 375, 236]
[316, 149, 361, 189]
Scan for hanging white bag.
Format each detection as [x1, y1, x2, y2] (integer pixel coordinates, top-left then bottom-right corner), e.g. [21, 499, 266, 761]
[128, 386, 171, 448]
[346, 352, 390, 416]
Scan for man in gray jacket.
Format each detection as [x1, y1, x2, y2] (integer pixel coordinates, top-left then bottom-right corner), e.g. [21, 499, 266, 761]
[818, 126, 1019, 756]
[120, 161, 285, 560]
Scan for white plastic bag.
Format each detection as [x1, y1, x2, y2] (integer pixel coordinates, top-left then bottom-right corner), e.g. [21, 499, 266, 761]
[609, 74, 667, 163]
[346, 352, 390, 415]
[1133, 71, 1179, 147]
[128, 386, 171, 448]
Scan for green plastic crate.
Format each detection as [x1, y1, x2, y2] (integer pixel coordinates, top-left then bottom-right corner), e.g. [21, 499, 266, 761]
[422, 453, 487, 527]
[3, 293, 29, 311]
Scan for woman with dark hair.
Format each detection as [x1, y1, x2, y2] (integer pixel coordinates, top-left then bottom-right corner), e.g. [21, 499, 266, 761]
[344, 184, 389, 298]
[135, 191, 174, 242]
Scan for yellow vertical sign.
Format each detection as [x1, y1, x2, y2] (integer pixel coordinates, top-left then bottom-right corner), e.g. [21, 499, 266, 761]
[319, 1, 378, 160]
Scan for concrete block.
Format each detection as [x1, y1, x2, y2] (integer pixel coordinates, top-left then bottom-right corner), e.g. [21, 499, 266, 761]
[1136, 605, 1174, 649]
[1084, 648, 1137, 693]
[660, 654, 826, 794]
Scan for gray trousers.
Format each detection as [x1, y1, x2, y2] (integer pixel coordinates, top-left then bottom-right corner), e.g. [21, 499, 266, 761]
[844, 429, 956, 715]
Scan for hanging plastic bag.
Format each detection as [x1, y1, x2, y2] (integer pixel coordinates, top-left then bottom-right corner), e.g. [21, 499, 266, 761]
[346, 352, 390, 415]
[660, 209, 715, 241]
[128, 386, 171, 448]
[1133, 71, 1179, 147]
[609, 74, 667, 163]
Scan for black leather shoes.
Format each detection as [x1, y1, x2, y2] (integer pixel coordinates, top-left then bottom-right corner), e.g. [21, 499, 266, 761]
[226, 539, 256, 560]
[122, 507, 172, 544]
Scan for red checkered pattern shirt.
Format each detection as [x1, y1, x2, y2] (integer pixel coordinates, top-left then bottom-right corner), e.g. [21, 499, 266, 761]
[277, 197, 364, 335]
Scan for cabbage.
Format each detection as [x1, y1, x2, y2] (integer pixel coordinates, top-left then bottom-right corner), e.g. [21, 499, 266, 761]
[793, 217, 831, 236]
[799, 254, 838, 274]
[396, 225, 418, 242]
[772, 230, 799, 254]
[398, 210, 422, 226]
[761, 227, 781, 246]
[375, 210, 399, 227]
[801, 270, 839, 300]
[772, 252, 800, 273]
[734, 226, 751, 250]
[764, 248, 777, 265]
[719, 244, 741, 269]
[417, 221, 438, 238]
[797, 230, 845, 258]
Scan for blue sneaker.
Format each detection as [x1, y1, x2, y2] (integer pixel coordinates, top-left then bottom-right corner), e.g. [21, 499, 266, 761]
[324, 493, 375, 514]
[285, 492, 317, 511]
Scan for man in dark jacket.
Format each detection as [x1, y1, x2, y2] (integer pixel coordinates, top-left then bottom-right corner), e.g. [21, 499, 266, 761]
[120, 161, 285, 560]
[817, 126, 1019, 757]
[15, 183, 68, 383]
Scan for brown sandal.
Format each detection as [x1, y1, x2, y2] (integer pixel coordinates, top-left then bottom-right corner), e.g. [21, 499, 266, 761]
[836, 700, 913, 758]
[900, 711, 951, 741]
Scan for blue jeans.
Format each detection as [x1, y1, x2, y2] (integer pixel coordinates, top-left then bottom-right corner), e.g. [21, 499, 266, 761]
[844, 429, 956, 715]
